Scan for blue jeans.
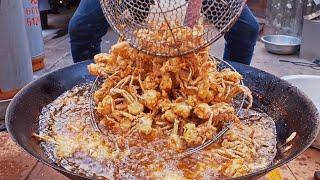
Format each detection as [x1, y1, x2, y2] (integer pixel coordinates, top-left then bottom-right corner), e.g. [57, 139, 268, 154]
[69, 1, 259, 65]
[223, 5, 259, 65]
[68, 0, 109, 63]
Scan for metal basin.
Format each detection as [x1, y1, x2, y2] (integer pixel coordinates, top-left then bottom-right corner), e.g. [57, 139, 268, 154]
[261, 35, 301, 55]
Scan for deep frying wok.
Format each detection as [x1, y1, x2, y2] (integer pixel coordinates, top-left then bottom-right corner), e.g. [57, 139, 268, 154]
[5, 60, 320, 179]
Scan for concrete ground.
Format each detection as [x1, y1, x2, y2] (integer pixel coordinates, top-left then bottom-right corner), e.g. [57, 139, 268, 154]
[1, 7, 319, 180]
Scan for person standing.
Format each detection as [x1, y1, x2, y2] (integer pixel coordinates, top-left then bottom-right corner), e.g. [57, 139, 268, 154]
[68, 0, 109, 63]
[68, 0, 259, 65]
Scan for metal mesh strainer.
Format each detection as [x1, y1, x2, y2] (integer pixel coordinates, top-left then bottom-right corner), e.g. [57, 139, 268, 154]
[90, 0, 248, 156]
[99, 0, 246, 57]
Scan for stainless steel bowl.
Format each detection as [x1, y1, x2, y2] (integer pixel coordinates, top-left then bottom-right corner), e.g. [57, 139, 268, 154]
[261, 35, 301, 55]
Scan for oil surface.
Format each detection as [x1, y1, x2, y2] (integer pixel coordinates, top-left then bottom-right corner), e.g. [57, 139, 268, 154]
[38, 85, 277, 179]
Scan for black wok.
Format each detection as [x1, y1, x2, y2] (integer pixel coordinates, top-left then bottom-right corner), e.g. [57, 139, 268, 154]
[5, 60, 320, 179]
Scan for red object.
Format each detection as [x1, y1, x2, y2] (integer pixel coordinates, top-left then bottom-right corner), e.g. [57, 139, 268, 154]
[184, 0, 202, 27]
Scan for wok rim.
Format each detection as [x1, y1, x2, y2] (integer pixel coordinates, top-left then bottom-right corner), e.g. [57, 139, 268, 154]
[229, 61, 320, 179]
[5, 61, 95, 179]
[5, 60, 320, 179]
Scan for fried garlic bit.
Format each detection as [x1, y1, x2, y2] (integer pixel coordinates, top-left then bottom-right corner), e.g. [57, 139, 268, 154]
[88, 30, 252, 150]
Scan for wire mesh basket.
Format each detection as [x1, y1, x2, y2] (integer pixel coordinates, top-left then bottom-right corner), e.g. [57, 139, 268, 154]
[99, 0, 246, 57]
[94, 0, 248, 155]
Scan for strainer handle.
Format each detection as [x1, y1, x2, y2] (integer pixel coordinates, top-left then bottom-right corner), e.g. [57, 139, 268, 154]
[184, 0, 202, 27]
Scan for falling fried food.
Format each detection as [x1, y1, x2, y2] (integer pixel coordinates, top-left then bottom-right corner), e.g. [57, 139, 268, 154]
[88, 25, 252, 151]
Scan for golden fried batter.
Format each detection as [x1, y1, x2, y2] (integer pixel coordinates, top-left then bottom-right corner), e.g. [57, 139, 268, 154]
[88, 42, 252, 150]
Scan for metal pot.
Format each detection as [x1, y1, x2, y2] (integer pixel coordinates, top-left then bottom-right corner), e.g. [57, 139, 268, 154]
[261, 35, 301, 55]
[5, 60, 320, 179]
